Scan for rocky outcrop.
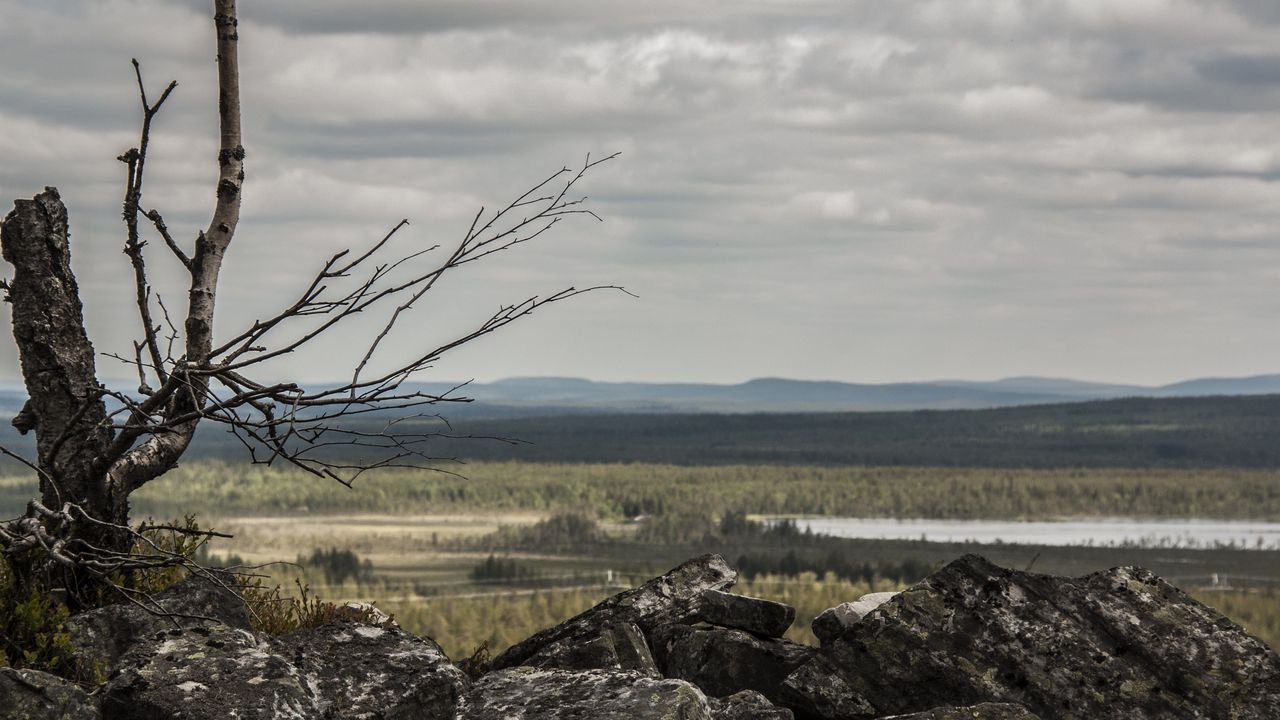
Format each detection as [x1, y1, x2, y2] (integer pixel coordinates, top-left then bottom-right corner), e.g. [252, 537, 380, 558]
[0, 666, 100, 720]
[66, 572, 250, 671]
[4, 552, 1276, 720]
[785, 554, 1280, 719]
[460, 668, 711, 719]
[651, 623, 813, 706]
[488, 553, 736, 671]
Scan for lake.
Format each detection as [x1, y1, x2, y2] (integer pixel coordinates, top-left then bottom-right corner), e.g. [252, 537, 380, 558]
[771, 517, 1280, 550]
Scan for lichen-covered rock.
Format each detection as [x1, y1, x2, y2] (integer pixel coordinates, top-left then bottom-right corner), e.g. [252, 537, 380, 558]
[878, 703, 1041, 719]
[488, 554, 736, 671]
[696, 589, 795, 638]
[0, 667, 100, 720]
[276, 621, 467, 719]
[460, 667, 712, 719]
[787, 554, 1280, 719]
[100, 622, 318, 719]
[650, 623, 813, 707]
[525, 622, 659, 676]
[66, 572, 250, 671]
[811, 591, 898, 646]
[778, 654, 876, 720]
[707, 689, 795, 719]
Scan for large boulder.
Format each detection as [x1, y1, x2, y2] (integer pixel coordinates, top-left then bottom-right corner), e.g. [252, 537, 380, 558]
[99, 623, 318, 719]
[488, 554, 736, 670]
[276, 621, 468, 719]
[785, 554, 1280, 719]
[650, 623, 813, 706]
[0, 667, 100, 720]
[66, 572, 250, 671]
[460, 667, 712, 719]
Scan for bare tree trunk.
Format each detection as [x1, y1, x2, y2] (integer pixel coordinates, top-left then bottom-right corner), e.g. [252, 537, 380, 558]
[0, 189, 127, 568]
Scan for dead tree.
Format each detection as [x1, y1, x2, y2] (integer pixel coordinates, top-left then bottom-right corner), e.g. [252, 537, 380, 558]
[0, 0, 618, 607]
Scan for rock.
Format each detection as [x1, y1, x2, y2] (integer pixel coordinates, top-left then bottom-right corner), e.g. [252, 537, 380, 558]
[488, 554, 736, 670]
[525, 622, 659, 676]
[276, 620, 468, 719]
[0, 667, 100, 720]
[878, 704, 1041, 719]
[651, 623, 814, 707]
[66, 572, 251, 671]
[707, 689, 795, 719]
[460, 667, 712, 719]
[811, 591, 898, 646]
[336, 601, 397, 627]
[100, 622, 318, 719]
[697, 589, 795, 637]
[787, 554, 1280, 719]
[778, 655, 876, 720]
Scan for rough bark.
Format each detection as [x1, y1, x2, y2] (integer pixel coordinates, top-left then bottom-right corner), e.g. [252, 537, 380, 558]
[0, 188, 120, 529]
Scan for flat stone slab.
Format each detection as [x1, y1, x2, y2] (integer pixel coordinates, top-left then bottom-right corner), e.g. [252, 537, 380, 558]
[697, 589, 795, 637]
[879, 703, 1041, 719]
[461, 667, 711, 719]
[708, 690, 795, 719]
[0, 667, 100, 720]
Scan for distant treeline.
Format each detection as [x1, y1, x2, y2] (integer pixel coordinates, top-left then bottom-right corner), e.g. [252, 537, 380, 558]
[427, 394, 1280, 468]
[1, 393, 1277, 472]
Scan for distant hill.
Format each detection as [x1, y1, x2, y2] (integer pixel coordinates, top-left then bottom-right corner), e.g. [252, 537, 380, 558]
[382, 373, 1280, 417]
[1, 373, 1279, 419]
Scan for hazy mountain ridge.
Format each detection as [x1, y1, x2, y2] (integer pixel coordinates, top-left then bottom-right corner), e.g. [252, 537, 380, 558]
[393, 373, 1280, 415]
[1, 374, 1278, 418]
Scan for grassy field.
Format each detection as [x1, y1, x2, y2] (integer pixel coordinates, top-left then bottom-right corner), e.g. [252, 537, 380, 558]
[4, 460, 1272, 521]
[4, 459, 1276, 659]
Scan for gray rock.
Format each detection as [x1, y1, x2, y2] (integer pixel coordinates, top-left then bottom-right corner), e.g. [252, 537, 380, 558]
[697, 589, 796, 637]
[67, 572, 250, 672]
[276, 620, 468, 719]
[878, 704, 1041, 719]
[0, 667, 100, 720]
[779, 655, 876, 720]
[708, 690, 795, 720]
[526, 622, 659, 676]
[460, 667, 712, 719]
[651, 623, 814, 707]
[488, 554, 736, 671]
[787, 554, 1280, 720]
[100, 622, 318, 719]
[811, 592, 898, 646]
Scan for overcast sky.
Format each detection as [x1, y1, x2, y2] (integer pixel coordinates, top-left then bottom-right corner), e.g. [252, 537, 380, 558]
[1, 0, 1279, 387]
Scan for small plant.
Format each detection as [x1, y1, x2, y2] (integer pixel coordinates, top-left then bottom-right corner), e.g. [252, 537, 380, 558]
[457, 640, 491, 679]
[239, 578, 390, 636]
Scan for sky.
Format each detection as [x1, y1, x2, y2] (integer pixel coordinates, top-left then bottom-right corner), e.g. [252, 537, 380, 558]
[1, 0, 1279, 387]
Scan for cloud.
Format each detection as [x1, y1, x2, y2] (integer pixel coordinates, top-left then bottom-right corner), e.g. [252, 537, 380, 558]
[0, 0, 1278, 388]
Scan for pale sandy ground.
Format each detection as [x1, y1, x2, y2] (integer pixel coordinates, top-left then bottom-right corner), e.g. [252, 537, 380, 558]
[202, 512, 548, 568]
